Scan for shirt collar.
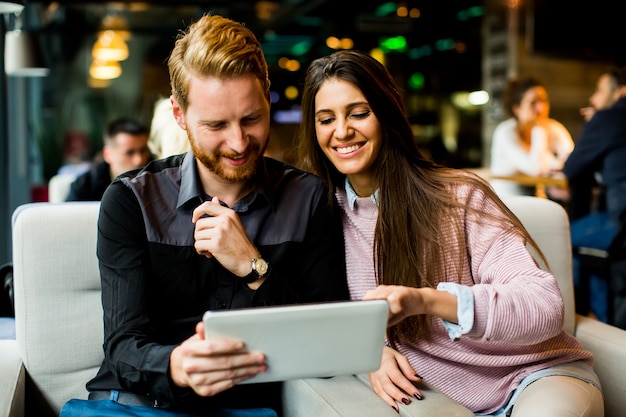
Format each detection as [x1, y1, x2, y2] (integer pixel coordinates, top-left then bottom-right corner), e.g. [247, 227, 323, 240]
[344, 177, 379, 210]
[176, 150, 201, 209]
[176, 151, 273, 211]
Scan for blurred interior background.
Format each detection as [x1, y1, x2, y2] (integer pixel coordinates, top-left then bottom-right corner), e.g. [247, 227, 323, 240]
[1, 0, 623, 264]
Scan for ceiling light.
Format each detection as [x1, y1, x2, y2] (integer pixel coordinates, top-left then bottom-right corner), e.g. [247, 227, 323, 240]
[0, 0, 23, 14]
[92, 30, 129, 61]
[89, 60, 122, 80]
[99, 15, 131, 40]
[4, 29, 49, 77]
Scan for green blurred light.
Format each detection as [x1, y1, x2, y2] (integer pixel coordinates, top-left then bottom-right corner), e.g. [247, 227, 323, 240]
[408, 45, 433, 60]
[379, 36, 407, 53]
[374, 2, 398, 17]
[408, 72, 425, 90]
[291, 41, 312, 56]
[468, 6, 484, 17]
[435, 38, 455, 51]
[295, 16, 324, 27]
[457, 6, 484, 21]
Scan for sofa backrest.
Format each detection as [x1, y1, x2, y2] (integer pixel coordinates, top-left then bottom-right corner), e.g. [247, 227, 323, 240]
[502, 196, 575, 335]
[11, 202, 103, 414]
[8, 197, 574, 414]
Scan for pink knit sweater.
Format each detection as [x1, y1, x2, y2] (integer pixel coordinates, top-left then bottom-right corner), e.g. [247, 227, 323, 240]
[336, 186, 594, 414]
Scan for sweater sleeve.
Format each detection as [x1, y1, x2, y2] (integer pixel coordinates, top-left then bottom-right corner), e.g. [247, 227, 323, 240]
[463, 192, 565, 344]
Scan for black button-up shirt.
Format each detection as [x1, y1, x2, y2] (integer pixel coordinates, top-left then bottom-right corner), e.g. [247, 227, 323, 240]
[87, 151, 349, 414]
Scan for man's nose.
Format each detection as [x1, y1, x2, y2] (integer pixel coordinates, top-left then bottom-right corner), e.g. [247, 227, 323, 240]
[226, 125, 249, 153]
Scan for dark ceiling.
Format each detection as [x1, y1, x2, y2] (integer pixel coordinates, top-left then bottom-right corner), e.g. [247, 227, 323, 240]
[25, 0, 485, 94]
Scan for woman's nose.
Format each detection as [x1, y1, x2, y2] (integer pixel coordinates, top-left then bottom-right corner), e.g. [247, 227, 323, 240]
[334, 119, 353, 139]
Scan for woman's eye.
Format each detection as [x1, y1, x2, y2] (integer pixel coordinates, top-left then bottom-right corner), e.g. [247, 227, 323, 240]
[318, 117, 334, 125]
[351, 110, 371, 119]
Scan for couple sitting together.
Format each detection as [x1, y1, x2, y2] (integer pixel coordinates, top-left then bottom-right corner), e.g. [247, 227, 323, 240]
[59, 14, 603, 417]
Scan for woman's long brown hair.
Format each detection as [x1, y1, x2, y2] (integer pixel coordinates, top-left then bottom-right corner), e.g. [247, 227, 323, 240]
[297, 50, 547, 343]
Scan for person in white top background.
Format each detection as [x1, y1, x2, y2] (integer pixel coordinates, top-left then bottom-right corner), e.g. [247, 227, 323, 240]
[490, 76, 574, 197]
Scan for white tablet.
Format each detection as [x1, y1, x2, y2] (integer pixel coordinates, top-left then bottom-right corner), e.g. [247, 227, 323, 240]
[202, 299, 389, 384]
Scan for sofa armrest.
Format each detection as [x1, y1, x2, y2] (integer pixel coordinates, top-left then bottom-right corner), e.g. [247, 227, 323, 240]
[574, 314, 626, 417]
[0, 339, 25, 417]
[283, 374, 473, 417]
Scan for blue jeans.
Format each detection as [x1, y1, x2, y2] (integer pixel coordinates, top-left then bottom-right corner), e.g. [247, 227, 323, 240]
[60, 398, 278, 417]
[570, 211, 618, 322]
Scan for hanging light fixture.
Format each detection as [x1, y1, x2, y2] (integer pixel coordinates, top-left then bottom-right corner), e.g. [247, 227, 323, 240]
[89, 59, 122, 80]
[92, 29, 129, 62]
[4, 10, 49, 77]
[0, 0, 23, 14]
[100, 14, 131, 41]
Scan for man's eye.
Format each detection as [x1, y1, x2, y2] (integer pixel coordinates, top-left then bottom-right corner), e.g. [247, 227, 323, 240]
[207, 123, 226, 130]
[242, 115, 260, 125]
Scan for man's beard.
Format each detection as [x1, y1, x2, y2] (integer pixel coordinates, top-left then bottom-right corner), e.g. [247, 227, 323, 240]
[187, 128, 261, 183]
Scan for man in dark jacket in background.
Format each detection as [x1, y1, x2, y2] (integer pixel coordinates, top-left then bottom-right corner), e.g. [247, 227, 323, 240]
[65, 117, 151, 201]
[562, 66, 626, 325]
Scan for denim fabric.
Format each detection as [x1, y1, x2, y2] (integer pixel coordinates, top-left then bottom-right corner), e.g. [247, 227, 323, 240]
[570, 211, 617, 323]
[60, 399, 278, 417]
[475, 361, 601, 417]
[606, 181, 626, 225]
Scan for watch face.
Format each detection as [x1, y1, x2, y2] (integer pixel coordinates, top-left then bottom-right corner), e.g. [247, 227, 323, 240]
[256, 258, 269, 275]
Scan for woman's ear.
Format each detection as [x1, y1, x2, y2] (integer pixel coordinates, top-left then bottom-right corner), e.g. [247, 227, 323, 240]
[511, 103, 520, 119]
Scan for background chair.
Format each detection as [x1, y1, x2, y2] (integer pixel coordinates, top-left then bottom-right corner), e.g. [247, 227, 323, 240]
[47, 174, 77, 203]
[2, 198, 626, 417]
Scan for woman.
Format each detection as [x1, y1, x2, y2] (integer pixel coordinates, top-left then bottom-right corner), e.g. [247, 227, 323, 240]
[490, 76, 574, 197]
[296, 50, 602, 416]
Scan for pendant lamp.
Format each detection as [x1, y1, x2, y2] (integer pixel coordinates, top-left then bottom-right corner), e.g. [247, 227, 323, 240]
[4, 4, 49, 77]
[0, 0, 23, 14]
[89, 59, 121, 80]
[4, 28, 49, 76]
[92, 30, 129, 61]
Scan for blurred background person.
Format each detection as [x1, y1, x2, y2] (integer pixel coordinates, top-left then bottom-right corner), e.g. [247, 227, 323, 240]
[148, 97, 190, 159]
[564, 67, 626, 220]
[66, 117, 151, 201]
[580, 67, 626, 122]
[562, 66, 626, 323]
[490, 76, 574, 197]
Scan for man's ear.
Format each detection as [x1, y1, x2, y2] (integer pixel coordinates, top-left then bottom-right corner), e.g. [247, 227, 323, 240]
[102, 145, 112, 164]
[171, 97, 187, 130]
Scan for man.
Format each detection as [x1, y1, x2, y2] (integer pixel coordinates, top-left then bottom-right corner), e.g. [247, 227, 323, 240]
[60, 14, 348, 417]
[65, 117, 151, 201]
[565, 67, 626, 220]
[580, 67, 626, 121]
[562, 66, 626, 323]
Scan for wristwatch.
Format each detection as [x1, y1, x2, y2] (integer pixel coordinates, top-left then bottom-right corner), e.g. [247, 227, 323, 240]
[243, 256, 270, 283]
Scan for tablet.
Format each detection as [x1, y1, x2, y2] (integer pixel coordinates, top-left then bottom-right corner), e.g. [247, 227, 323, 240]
[202, 299, 389, 384]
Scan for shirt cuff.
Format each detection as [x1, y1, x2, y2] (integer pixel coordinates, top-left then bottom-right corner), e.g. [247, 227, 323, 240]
[436, 282, 474, 341]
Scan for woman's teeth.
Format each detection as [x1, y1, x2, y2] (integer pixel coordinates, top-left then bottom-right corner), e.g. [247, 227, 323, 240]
[336, 144, 361, 154]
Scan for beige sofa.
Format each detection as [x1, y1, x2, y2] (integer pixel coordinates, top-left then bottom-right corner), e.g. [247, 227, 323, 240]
[2, 197, 626, 417]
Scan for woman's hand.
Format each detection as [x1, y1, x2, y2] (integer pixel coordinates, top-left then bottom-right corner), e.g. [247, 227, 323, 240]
[368, 346, 423, 412]
[362, 285, 424, 326]
[363, 284, 459, 326]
